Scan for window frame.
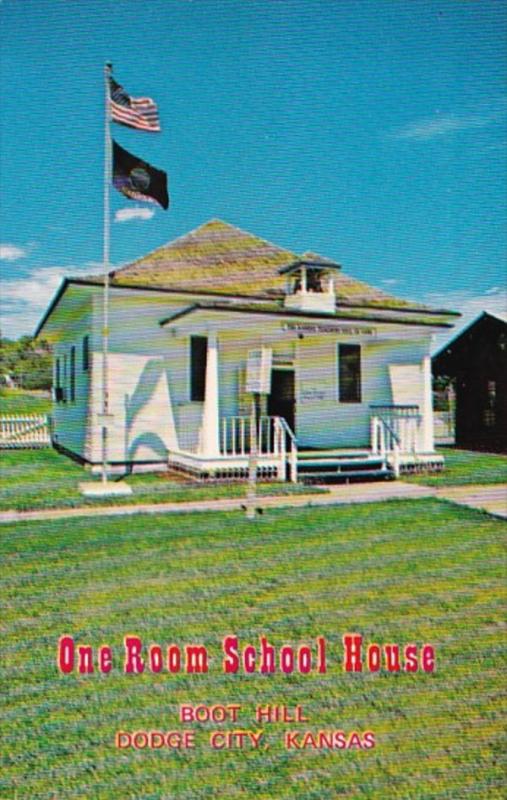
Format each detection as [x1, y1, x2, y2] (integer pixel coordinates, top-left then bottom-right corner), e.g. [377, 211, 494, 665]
[190, 336, 208, 402]
[61, 354, 68, 403]
[337, 343, 362, 404]
[70, 346, 76, 403]
[82, 335, 89, 372]
[54, 357, 63, 402]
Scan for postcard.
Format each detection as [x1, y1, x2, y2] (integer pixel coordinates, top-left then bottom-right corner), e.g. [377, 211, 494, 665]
[1, 2, 505, 798]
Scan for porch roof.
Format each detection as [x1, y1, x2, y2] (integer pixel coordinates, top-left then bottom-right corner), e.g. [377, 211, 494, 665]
[158, 300, 457, 329]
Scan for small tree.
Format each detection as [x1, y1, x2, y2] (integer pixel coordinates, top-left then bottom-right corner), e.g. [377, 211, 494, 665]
[0, 335, 52, 390]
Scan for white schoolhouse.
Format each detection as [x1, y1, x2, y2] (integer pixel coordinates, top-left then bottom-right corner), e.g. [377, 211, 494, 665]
[36, 220, 458, 481]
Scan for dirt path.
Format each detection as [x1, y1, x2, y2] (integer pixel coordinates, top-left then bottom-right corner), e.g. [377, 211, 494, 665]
[435, 484, 507, 519]
[0, 482, 434, 524]
[0, 482, 504, 525]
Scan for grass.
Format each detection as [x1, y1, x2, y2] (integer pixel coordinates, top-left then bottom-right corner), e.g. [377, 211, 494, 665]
[1, 445, 505, 513]
[1, 500, 505, 799]
[0, 448, 324, 512]
[0, 388, 52, 415]
[406, 447, 507, 487]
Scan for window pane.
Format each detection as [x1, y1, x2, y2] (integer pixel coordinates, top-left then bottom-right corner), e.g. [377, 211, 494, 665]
[63, 355, 67, 403]
[484, 379, 497, 427]
[70, 346, 76, 403]
[191, 336, 208, 401]
[82, 335, 89, 371]
[339, 344, 361, 403]
[55, 358, 61, 402]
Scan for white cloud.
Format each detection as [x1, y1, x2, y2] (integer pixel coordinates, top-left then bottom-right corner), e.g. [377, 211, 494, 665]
[394, 114, 487, 140]
[3, 259, 505, 358]
[115, 207, 155, 223]
[393, 101, 507, 141]
[428, 287, 507, 353]
[0, 244, 27, 261]
[0, 262, 104, 339]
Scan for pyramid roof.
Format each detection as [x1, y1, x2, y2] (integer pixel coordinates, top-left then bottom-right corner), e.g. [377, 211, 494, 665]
[111, 219, 422, 309]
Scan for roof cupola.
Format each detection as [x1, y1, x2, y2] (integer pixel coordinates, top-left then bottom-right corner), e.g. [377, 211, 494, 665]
[280, 254, 341, 313]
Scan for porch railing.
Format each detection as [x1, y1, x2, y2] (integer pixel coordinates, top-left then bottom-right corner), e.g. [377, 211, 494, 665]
[221, 415, 275, 456]
[0, 414, 51, 448]
[220, 415, 298, 482]
[370, 405, 423, 476]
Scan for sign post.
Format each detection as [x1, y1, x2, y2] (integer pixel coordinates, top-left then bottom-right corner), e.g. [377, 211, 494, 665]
[245, 348, 272, 520]
[246, 395, 258, 520]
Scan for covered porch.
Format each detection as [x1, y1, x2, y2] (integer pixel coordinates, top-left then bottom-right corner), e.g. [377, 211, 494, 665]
[162, 316, 444, 483]
[167, 405, 443, 483]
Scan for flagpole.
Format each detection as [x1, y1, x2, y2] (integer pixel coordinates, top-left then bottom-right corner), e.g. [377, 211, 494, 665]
[102, 61, 112, 484]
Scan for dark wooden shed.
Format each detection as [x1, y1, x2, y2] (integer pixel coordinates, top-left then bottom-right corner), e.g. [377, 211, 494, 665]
[433, 312, 507, 453]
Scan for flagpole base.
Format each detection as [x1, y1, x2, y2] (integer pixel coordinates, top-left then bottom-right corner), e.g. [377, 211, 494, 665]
[79, 481, 133, 498]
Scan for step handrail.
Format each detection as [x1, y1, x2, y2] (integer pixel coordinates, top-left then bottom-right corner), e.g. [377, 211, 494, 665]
[275, 417, 298, 483]
[370, 414, 400, 477]
[377, 414, 401, 448]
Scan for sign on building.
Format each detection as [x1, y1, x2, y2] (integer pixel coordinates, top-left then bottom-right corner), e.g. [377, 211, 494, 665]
[246, 347, 272, 394]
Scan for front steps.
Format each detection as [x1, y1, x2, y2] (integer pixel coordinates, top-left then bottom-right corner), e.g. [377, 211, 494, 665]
[297, 449, 394, 484]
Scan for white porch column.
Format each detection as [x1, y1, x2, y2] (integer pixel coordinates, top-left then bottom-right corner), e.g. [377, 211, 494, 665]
[301, 267, 307, 294]
[422, 354, 434, 452]
[199, 334, 220, 456]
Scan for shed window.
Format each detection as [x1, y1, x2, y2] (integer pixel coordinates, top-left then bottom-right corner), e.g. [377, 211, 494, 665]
[338, 344, 361, 403]
[483, 380, 497, 428]
[70, 346, 76, 402]
[82, 335, 89, 372]
[190, 336, 208, 401]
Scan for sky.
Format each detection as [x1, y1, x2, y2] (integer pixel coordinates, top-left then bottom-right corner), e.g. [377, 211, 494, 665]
[1, 0, 506, 346]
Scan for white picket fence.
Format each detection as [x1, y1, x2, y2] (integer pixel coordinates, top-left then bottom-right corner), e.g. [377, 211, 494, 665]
[0, 414, 51, 448]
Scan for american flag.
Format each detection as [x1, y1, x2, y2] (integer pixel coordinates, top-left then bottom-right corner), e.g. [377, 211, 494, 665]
[109, 77, 161, 132]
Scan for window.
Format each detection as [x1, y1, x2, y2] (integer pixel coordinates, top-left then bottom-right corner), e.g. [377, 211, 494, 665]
[338, 344, 361, 403]
[54, 358, 64, 402]
[82, 335, 89, 371]
[70, 346, 76, 402]
[306, 269, 324, 292]
[483, 380, 497, 428]
[62, 354, 68, 403]
[190, 336, 208, 401]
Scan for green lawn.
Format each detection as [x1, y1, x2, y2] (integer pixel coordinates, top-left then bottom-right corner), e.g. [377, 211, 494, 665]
[0, 448, 323, 512]
[1, 446, 506, 513]
[1, 501, 504, 799]
[406, 447, 507, 487]
[0, 388, 52, 415]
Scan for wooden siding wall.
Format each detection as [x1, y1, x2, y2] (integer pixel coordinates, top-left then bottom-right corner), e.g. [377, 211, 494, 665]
[52, 309, 93, 460]
[295, 336, 428, 448]
[88, 292, 192, 463]
[51, 287, 434, 465]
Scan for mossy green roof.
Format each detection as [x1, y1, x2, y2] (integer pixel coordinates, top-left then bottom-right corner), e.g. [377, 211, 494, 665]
[113, 219, 293, 297]
[111, 219, 436, 312]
